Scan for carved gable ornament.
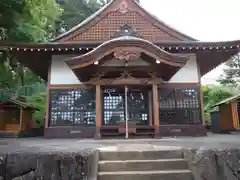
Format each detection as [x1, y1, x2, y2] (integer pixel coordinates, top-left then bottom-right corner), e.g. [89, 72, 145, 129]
[119, 0, 129, 14]
[112, 24, 142, 38]
[114, 50, 141, 61]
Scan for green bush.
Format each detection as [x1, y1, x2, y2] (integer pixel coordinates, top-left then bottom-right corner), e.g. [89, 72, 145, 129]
[25, 91, 46, 128]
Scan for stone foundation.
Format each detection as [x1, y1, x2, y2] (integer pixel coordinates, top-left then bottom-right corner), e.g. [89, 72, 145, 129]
[0, 149, 99, 180]
[183, 149, 240, 180]
[0, 146, 239, 180]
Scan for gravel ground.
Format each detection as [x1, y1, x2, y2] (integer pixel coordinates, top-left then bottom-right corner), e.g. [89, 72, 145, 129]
[0, 133, 240, 153]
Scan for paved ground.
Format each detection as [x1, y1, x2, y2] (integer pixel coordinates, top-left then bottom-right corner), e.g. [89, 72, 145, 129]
[0, 133, 240, 153]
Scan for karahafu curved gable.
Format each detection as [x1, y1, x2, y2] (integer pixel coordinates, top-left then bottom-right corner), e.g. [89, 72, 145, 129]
[65, 36, 189, 69]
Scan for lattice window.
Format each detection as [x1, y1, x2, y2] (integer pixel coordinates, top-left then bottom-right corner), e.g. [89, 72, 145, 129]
[158, 87, 201, 125]
[103, 88, 125, 125]
[102, 88, 149, 125]
[49, 88, 96, 126]
[127, 89, 149, 124]
[158, 88, 176, 109]
[175, 88, 199, 108]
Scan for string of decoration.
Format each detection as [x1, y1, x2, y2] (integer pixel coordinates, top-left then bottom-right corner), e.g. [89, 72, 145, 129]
[2, 44, 240, 52]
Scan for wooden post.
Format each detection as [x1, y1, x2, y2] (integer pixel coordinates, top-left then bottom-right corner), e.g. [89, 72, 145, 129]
[19, 108, 24, 132]
[45, 63, 51, 128]
[199, 86, 206, 126]
[45, 89, 50, 128]
[0, 109, 3, 131]
[152, 84, 159, 137]
[148, 91, 153, 126]
[95, 85, 102, 139]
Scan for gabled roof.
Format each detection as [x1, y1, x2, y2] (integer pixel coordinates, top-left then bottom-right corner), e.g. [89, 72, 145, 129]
[53, 0, 196, 42]
[212, 94, 240, 108]
[0, 98, 39, 111]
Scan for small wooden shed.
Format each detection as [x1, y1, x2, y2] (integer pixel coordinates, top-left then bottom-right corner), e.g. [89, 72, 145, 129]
[212, 94, 240, 131]
[0, 98, 39, 133]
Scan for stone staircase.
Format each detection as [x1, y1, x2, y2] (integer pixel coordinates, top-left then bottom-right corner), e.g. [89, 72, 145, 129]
[98, 146, 194, 180]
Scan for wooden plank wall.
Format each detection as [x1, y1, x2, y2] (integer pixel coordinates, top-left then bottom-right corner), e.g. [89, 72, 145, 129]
[231, 102, 239, 129]
[21, 109, 33, 131]
[0, 109, 20, 132]
[219, 104, 234, 130]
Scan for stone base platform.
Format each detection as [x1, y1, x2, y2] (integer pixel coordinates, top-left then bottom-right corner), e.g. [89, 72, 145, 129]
[0, 135, 239, 179]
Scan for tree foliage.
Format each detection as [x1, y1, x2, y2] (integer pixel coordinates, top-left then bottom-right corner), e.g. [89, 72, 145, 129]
[0, 0, 25, 40]
[26, 91, 47, 127]
[1, 0, 62, 42]
[55, 0, 106, 35]
[0, 0, 62, 87]
[218, 54, 240, 86]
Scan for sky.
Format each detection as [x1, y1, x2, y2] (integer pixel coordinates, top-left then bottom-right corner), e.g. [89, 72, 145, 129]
[140, 0, 240, 84]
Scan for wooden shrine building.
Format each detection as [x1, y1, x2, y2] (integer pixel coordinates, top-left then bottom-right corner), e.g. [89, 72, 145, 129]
[1, 0, 240, 138]
[212, 94, 240, 132]
[0, 98, 39, 135]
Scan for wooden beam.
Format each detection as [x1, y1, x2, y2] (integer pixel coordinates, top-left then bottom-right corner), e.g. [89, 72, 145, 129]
[83, 71, 165, 85]
[49, 84, 88, 89]
[152, 84, 159, 132]
[95, 85, 102, 139]
[19, 108, 23, 132]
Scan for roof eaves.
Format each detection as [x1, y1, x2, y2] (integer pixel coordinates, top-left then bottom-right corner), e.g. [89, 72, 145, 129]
[6, 98, 40, 111]
[212, 94, 240, 108]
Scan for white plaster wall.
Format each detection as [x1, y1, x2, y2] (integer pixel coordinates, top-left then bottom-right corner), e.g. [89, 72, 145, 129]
[169, 53, 199, 83]
[50, 55, 82, 84]
[50, 53, 200, 84]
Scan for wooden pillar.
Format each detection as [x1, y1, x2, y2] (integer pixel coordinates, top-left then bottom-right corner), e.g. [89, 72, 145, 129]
[45, 63, 51, 128]
[19, 108, 24, 132]
[152, 84, 160, 137]
[0, 109, 3, 131]
[45, 89, 50, 128]
[199, 86, 206, 126]
[148, 91, 153, 126]
[95, 85, 102, 139]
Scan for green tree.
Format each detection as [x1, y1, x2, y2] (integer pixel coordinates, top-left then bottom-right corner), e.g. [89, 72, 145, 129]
[26, 91, 47, 127]
[7, 0, 62, 42]
[0, 0, 25, 40]
[56, 0, 106, 35]
[218, 54, 240, 86]
[0, 0, 62, 88]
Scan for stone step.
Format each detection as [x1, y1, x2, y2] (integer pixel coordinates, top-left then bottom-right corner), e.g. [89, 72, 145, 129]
[99, 158, 188, 171]
[99, 150, 183, 161]
[98, 170, 193, 180]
